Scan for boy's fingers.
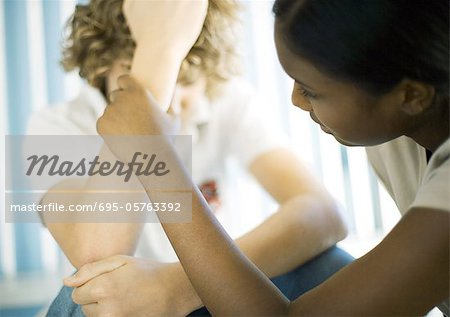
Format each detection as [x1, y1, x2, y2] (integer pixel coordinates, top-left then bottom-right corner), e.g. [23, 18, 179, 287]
[64, 255, 128, 287]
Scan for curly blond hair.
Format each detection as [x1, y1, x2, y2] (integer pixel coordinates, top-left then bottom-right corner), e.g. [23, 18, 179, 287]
[61, 0, 241, 98]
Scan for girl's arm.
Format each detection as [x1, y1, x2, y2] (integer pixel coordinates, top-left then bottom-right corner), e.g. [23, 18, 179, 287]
[288, 207, 449, 315]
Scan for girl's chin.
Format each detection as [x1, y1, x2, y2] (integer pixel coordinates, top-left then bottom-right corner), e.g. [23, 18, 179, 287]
[318, 125, 363, 147]
[320, 125, 332, 134]
[333, 135, 363, 147]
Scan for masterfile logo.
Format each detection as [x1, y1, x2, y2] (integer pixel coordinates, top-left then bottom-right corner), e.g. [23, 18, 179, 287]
[5, 135, 193, 224]
[26, 152, 170, 182]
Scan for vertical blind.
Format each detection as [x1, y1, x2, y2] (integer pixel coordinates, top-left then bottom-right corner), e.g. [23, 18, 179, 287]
[1, 0, 80, 278]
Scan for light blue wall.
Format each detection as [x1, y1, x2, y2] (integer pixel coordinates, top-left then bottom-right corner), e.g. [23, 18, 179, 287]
[43, 0, 65, 105]
[4, 0, 43, 274]
[4, 0, 32, 135]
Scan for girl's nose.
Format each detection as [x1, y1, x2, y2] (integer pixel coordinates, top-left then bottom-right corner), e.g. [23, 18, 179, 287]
[291, 89, 312, 112]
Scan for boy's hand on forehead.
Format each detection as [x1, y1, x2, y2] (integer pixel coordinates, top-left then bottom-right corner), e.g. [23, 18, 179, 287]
[123, 0, 208, 58]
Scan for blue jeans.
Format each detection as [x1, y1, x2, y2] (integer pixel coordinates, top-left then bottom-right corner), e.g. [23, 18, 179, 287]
[46, 246, 354, 317]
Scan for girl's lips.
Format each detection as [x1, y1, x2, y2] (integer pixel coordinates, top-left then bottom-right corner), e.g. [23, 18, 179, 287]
[310, 113, 332, 134]
[320, 125, 332, 134]
[310, 113, 320, 124]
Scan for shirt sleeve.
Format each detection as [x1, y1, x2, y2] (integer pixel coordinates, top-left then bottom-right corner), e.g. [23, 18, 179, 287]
[221, 81, 288, 167]
[24, 104, 92, 207]
[411, 139, 450, 213]
[26, 104, 94, 136]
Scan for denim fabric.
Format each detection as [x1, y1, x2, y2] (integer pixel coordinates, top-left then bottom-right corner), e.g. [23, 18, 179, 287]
[46, 246, 353, 317]
[46, 285, 84, 317]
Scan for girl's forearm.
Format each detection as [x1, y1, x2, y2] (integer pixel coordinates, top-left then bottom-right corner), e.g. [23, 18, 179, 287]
[138, 145, 289, 316]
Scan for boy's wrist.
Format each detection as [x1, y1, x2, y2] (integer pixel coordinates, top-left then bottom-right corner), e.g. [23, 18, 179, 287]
[130, 43, 184, 110]
[135, 41, 186, 66]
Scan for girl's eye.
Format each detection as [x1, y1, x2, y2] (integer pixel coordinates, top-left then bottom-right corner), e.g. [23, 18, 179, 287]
[298, 87, 315, 99]
[294, 82, 316, 100]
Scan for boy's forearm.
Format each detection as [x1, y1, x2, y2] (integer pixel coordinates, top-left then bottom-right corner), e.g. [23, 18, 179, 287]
[43, 146, 146, 269]
[44, 184, 146, 269]
[246, 149, 347, 276]
[124, 0, 207, 110]
[131, 44, 185, 110]
[235, 195, 347, 278]
[47, 222, 143, 269]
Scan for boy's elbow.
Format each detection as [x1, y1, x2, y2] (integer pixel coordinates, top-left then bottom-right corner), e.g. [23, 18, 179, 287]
[69, 247, 105, 270]
[50, 226, 133, 269]
[314, 195, 349, 244]
[335, 215, 349, 242]
[327, 200, 349, 243]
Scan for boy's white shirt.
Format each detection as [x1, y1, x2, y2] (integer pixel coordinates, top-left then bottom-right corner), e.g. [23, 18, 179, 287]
[27, 78, 286, 262]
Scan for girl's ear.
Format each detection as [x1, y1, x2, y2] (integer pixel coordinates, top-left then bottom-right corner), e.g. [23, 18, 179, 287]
[397, 79, 436, 116]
